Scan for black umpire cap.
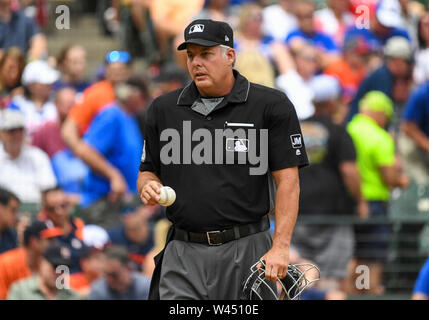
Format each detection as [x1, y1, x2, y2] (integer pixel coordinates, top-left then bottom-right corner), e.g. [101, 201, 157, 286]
[177, 19, 234, 50]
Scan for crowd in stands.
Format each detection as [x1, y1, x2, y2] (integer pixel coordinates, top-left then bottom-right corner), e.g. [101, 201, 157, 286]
[1, 0, 429, 300]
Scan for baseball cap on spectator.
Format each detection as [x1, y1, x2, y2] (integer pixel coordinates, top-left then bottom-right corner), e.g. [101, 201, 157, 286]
[105, 50, 132, 65]
[359, 91, 394, 119]
[43, 242, 72, 268]
[178, 19, 234, 50]
[344, 35, 373, 54]
[23, 220, 56, 246]
[21, 60, 60, 86]
[119, 194, 144, 216]
[310, 75, 341, 103]
[376, 0, 403, 29]
[0, 109, 25, 130]
[383, 36, 414, 61]
[82, 224, 110, 249]
[79, 244, 101, 262]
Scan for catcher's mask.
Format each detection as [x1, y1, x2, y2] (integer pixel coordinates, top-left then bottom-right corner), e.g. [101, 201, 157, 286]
[241, 260, 320, 300]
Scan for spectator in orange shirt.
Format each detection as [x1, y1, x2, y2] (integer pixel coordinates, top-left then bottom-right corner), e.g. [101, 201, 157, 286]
[0, 220, 54, 299]
[324, 35, 372, 123]
[61, 51, 132, 203]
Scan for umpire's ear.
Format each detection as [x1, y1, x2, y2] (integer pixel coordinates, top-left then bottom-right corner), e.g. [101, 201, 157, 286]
[225, 47, 236, 68]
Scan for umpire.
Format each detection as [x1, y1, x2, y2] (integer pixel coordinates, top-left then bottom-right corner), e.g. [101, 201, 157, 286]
[137, 19, 308, 300]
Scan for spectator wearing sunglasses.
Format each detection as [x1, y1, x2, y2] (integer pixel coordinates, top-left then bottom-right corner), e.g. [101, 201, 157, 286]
[37, 186, 86, 274]
[285, 0, 340, 69]
[107, 201, 155, 272]
[61, 51, 133, 207]
[88, 245, 150, 300]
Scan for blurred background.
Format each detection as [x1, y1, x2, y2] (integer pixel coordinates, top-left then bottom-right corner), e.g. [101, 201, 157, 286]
[1, 0, 429, 300]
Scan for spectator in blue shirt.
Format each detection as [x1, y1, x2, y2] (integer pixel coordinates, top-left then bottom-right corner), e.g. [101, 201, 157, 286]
[107, 202, 155, 272]
[285, 0, 339, 69]
[347, 36, 414, 126]
[400, 81, 429, 185]
[80, 77, 148, 230]
[88, 245, 151, 300]
[412, 257, 429, 299]
[402, 81, 429, 144]
[0, 187, 19, 254]
[0, 0, 47, 59]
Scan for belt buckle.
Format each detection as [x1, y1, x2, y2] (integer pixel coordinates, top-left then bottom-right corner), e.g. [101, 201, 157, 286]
[206, 230, 222, 246]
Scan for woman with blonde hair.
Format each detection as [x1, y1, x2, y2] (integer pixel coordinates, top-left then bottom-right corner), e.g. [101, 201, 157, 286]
[234, 3, 290, 88]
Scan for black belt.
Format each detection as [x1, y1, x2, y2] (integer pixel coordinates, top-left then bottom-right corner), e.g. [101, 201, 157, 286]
[173, 216, 270, 246]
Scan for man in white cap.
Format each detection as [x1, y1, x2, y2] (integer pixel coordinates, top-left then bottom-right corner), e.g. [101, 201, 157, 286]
[348, 36, 414, 125]
[0, 109, 57, 203]
[8, 60, 60, 138]
[293, 75, 367, 293]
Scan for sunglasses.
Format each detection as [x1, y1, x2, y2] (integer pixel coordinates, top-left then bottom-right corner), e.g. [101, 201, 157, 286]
[297, 13, 313, 19]
[4, 127, 24, 133]
[106, 51, 131, 64]
[45, 202, 69, 212]
[300, 55, 317, 62]
[105, 270, 121, 280]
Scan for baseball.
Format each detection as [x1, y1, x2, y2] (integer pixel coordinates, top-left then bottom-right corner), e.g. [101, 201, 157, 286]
[158, 186, 176, 206]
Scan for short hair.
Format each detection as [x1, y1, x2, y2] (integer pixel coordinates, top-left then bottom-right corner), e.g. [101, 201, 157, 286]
[114, 76, 148, 103]
[41, 186, 62, 199]
[219, 45, 236, 67]
[417, 13, 429, 50]
[104, 245, 130, 265]
[23, 220, 48, 246]
[56, 44, 85, 68]
[0, 187, 20, 207]
[54, 85, 77, 102]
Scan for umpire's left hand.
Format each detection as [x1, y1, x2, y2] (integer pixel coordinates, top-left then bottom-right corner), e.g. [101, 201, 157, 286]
[258, 245, 290, 282]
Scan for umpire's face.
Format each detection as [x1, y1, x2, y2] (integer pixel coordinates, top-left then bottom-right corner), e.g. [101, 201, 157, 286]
[186, 44, 236, 97]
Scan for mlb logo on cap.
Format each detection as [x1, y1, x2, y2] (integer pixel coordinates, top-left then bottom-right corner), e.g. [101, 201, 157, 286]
[189, 24, 204, 34]
[178, 19, 234, 50]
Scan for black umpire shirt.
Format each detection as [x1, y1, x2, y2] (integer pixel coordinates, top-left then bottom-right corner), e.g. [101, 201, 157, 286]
[140, 70, 308, 232]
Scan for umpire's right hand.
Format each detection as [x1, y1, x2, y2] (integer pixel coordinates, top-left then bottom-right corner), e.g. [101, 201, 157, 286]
[140, 180, 163, 205]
